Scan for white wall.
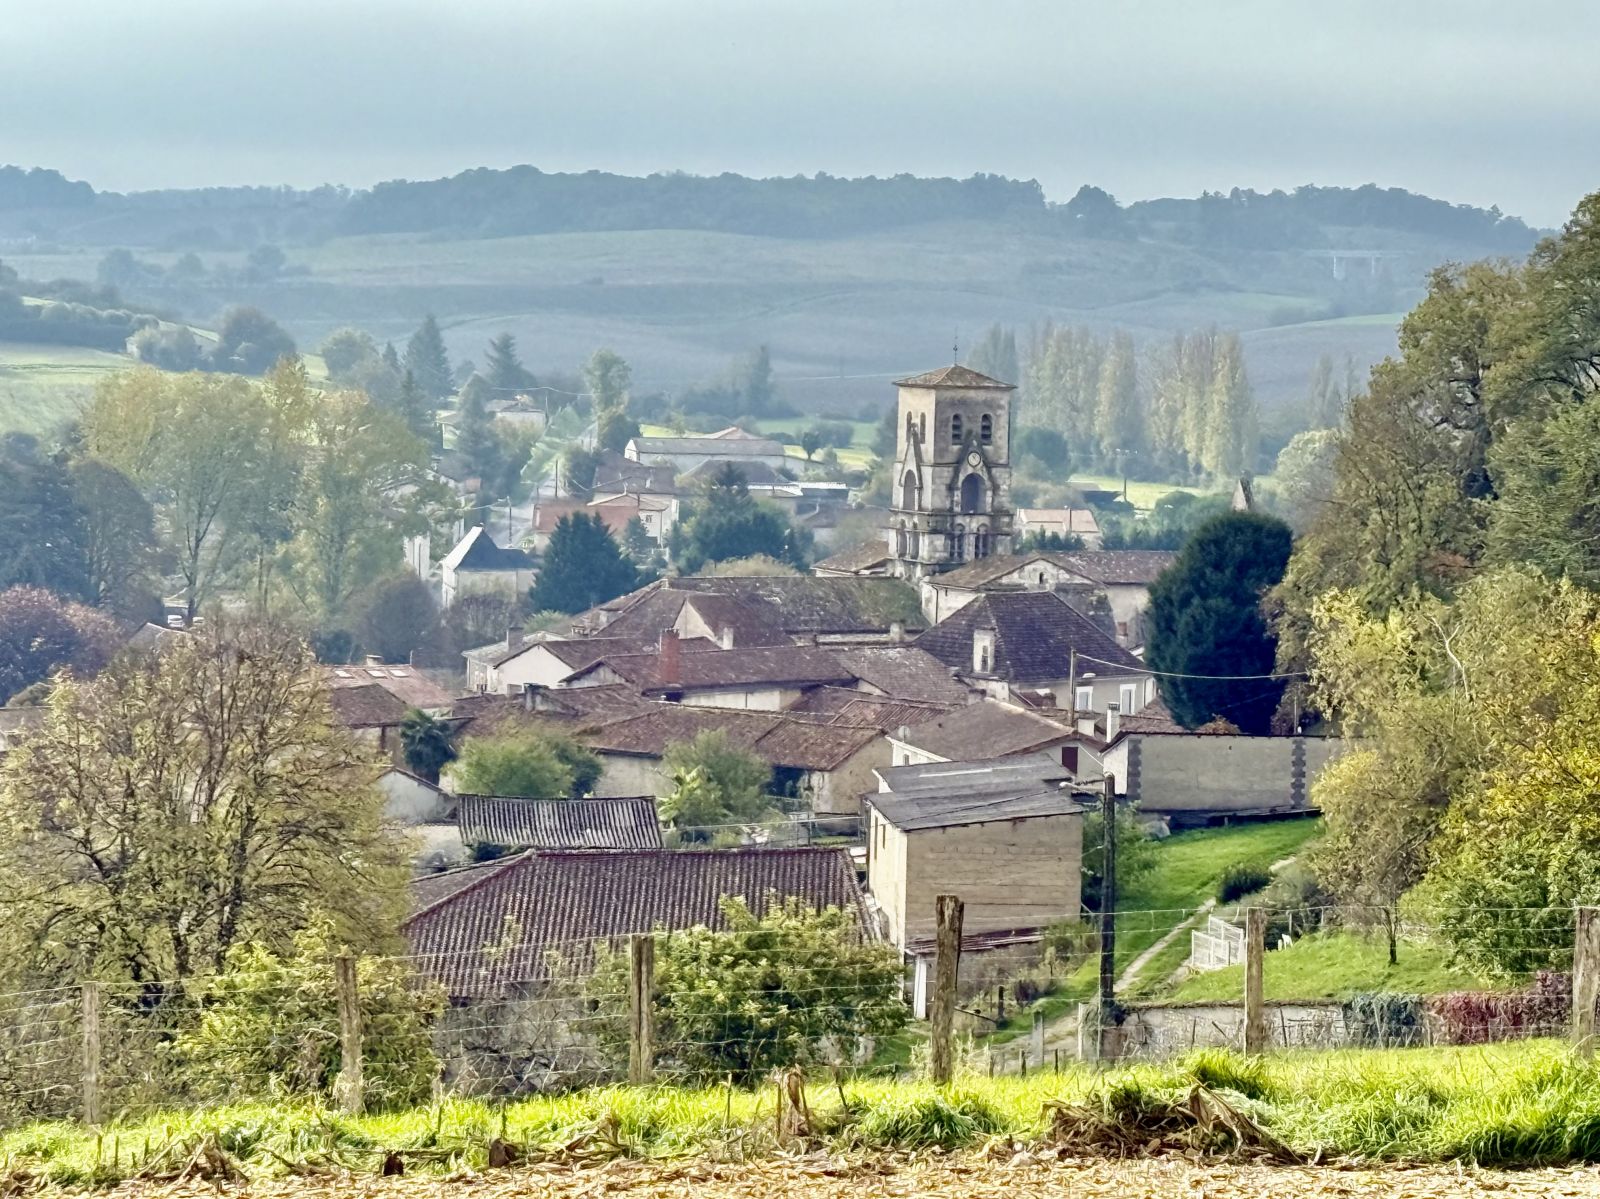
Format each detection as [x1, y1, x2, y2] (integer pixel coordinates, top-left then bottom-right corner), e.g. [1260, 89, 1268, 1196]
[1098, 733, 1345, 815]
[378, 770, 453, 824]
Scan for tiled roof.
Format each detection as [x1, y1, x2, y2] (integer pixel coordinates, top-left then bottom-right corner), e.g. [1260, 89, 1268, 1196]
[568, 644, 856, 693]
[441, 525, 534, 573]
[573, 577, 924, 642]
[931, 549, 1174, 590]
[324, 663, 456, 710]
[869, 788, 1085, 833]
[895, 700, 1074, 762]
[593, 450, 678, 495]
[786, 687, 958, 730]
[684, 458, 791, 487]
[457, 794, 663, 850]
[1016, 508, 1102, 535]
[813, 537, 892, 575]
[532, 502, 636, 538]
[913, 591, 1147, 684]
[411, 859, 506, 912]
[830, 646, 974, 704]
[327, 682, 411, 729]
[894, 364, 1015, 390]
[404, 846, 868, 996]
[676, 593, 793, 647]
[582, 703, 880, 771]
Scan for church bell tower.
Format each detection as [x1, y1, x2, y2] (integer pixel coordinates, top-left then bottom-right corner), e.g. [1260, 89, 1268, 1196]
[888, 364, 1015, 580]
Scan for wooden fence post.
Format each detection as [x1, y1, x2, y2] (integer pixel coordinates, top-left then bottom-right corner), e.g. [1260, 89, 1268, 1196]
[1032, 1009, 1045, 1067]
[80, 981, 101, 1126]
[629, 934, 656, 1084]
[1574, 907, 1600, 1057]
[1095, 774, 1118, 1062]
[929, 895, 963, 1085]
[1243, 908, 1266, 1055]
[334, 953, 364, 1115]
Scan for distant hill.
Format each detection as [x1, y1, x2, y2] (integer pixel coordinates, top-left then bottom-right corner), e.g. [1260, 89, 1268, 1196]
[0, 164, 1554, 433]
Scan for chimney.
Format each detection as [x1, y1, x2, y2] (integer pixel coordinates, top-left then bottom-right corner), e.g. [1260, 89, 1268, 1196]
[506, 625, 524, 652]
[658, 628, 682, 687]
[889, 620, 905, 644]
[522, 684, 550, 712]
[1077, 715, 1097, 737]
[1107, 701, 1121, 741]
[365, 654, 384, 667]
[718, 624, 735, 650]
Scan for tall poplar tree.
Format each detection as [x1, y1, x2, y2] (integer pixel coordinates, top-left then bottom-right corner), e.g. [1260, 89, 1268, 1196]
[1094, 330, 1142, 459]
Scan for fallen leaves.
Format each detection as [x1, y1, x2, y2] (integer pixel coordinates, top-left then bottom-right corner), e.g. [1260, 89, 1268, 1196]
[40, 1153, 1600, 1199]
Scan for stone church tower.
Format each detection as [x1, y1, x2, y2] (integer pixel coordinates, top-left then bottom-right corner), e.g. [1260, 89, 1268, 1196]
[888, 364, 1015, 580]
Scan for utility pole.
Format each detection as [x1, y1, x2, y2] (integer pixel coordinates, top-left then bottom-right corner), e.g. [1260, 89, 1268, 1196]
[1067, 649, 1077, 718]
[1096, 772, 1117, 1061]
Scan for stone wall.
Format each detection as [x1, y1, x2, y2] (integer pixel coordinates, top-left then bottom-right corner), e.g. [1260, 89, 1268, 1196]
[1102, 733, 1345, 819]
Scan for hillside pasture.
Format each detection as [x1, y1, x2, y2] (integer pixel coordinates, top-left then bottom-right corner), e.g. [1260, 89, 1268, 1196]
[0, 342, 129, 435]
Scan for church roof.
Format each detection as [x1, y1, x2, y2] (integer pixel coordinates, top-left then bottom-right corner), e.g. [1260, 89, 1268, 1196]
[895, 364, 1015, 390]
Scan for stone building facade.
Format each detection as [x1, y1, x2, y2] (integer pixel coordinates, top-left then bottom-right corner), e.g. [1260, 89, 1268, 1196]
[889, 365, 1015, 580]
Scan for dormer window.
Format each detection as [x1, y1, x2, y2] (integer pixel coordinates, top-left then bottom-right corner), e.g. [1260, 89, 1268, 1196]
[980, 414, 993, 444]
[950, 413, 963, 443]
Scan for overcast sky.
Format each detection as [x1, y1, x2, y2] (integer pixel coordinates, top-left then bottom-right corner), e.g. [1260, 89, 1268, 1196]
[3, 0, 1594, 226]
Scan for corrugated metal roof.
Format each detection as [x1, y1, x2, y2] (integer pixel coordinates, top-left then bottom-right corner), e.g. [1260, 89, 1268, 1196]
[457, 794, 663, 850]
[867, 788, 1085, 832]
[404, 846, 868, 997]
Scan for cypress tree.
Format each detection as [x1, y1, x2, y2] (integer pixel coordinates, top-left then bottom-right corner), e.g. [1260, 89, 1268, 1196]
[529, 514, 638, 613]
[484, 332, 534, 394]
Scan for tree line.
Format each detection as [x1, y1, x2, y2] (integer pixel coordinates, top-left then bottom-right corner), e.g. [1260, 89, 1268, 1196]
[966, 321, 1260, 483]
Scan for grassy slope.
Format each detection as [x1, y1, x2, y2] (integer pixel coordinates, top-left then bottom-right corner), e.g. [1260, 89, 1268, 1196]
[0, 342, 130, 434]
[988, 818, 1322, 1041]
[1166, 931, 1491, 1003]
[6, 1041, 1600, 1182]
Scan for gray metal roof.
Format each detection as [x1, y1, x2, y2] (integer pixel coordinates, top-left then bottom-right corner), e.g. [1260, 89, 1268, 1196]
[867, 786, 1087, 832]
[875, 751, 1071, 797]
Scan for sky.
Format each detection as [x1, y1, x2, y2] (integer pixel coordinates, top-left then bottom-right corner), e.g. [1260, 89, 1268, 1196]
[2, 0, 1596, 227]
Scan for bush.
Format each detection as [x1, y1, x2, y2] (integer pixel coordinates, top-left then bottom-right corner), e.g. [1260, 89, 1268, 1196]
[583, 897, 909, 1083]
[177, 921, 444, 1109]
[1182, 1048, 1273, 1099]
[1428, 972, 1569, 1046]
[853, 1090, 1004, 1150]
[1342, 991, 1426, 1047]
[1217, 862, 1273, 904]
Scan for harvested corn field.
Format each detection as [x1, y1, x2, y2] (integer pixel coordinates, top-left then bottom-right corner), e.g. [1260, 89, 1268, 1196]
[35, 1155, 1600, 1199]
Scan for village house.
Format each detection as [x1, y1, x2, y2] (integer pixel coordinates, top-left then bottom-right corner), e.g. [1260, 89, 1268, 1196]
[918, 548, 1175, 636]
[624, 426, 788, 475]
[886, 699, 1079, 769]
[376, 766, 463, 870]
[912, 590, 1155, 714]
[591, 450, 679, 500]
[561, 635, 857, 710]
[572, 575, 925, 646]
[1014, 507, 1103, 549]
[440, 525, 536, 608]
[324, 658, 456, 714]
[577, 702, 887, 820]
[864, 755, 1086, 954]
[529, 493, 677, 551]
[464, 631, 683, 694]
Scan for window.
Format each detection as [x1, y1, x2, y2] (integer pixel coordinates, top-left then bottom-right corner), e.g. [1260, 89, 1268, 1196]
[1120, 683, 1138, 713]
[900, 469, 920, 511]
[1075, 686, 1094, 711]
[952, 524, 966, 561]
[905, 413, 915, 441]
[1062, 746, 1080, 773]
[959, 473, 984, 513]
[980, 413, 993, 444]
[918, 413, 926, 441]
[950, 413, 963, 443]
[974, 526, 990, 558]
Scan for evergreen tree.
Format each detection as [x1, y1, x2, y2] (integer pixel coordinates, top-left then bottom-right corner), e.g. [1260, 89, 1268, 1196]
[1201, 333, 1258, 479]
[394, 369, 436, 446]
[1094, 330, 1142, 460]
[404, 315, 452, 400]
[453, 374, 504, 493]
[380, 341, 402, 374]
[675, 465, 812, 573]
[1144, 511, 1293, 734]
[736, 346, 775, 415]
[484, 332, 534, 394]
[529, 514, 638, 613]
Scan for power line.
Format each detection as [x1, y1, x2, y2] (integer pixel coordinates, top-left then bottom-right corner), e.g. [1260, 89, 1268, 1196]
[1075, 652, 1307, 682]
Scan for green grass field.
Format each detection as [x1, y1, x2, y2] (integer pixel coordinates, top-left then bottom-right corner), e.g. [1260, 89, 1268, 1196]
[0, 342, 132, 435]
[1167, 930, 1490, 1003]
[986, 818, 1322, 1040]
[5, 1040, 1599, 1182]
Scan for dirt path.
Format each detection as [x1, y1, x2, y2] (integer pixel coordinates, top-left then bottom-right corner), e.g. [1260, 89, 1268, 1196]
[1115, 898, 1216, 992]
[66, 1155, 1600, 1199]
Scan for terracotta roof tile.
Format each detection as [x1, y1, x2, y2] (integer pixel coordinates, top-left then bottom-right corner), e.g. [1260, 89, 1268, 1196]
[457, 794, 663, 850]
[913, 591, 1147, 684]
[830, 646, 975, 704]
[894, 364, 1015, 390]
[895, 700, 1074, 762]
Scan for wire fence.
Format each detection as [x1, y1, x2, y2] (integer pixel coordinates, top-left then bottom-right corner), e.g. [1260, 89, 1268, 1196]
[0, 902, 1593, 1127]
